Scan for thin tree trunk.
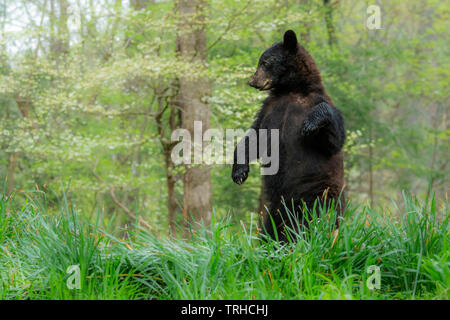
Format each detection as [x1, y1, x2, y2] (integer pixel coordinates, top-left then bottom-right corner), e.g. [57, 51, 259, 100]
[130, 0, 154, 10]
[323, 0, 337, 47]
[126, 0, 154, 49]
[8, 98, 31, 195]
[49, 0, 70, 56]
[129, 0, 181, 236]
[299, 0, 312, 43]
[155, 90, 182, 238]
[175, 0, 212, 233]
[58, 0, 70, 55]
[6, 153, 16, 195]
[166, 158, 177, 237]
[425, 104, 445, 203]
[368, 125, 374, 207]
[167, 86, 182, 238]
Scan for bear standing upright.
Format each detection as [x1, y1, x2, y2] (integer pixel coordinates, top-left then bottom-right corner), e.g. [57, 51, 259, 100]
[232, 30, 346, 242]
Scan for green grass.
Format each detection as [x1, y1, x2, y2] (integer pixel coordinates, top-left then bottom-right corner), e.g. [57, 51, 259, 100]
[0, 189, 448, 300]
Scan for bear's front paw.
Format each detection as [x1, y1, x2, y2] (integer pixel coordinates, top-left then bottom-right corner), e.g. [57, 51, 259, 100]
[301, 118, 328, 136]
[232, 164, 249, 185]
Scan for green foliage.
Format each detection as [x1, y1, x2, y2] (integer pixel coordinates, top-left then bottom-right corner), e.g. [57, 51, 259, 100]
[0, 189, 142, 299]
[0, 0, 448, 301]
[1, 190, 448, 299]
[0, 1, 448, 234]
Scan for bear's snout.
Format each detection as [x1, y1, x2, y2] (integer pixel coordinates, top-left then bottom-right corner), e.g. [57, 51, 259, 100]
[248, 69, 272, 91]
[248, 77, 258, 88]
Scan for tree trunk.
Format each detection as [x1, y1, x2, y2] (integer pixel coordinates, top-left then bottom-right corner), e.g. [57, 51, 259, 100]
[323, 0, 337, 47]
[299, 0, 312, 43]
[58, 0, 70, 55]
[130, 0, 154, 10]
[49, 0, 70, 56]
[175, 0, 212, 232]
[368, 125, 374, 207]
[6, 153, 16, 195]
[8, 98, 32, 195]
[155, 90, 182, 238]
[166, 161, 177, 237]
[167, 91, 182, 238]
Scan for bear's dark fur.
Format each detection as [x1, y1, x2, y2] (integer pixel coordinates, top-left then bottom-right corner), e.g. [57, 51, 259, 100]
[232, 30, 346, 242]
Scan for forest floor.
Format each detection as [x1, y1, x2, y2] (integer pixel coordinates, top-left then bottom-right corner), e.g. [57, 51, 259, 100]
[0, 191, 448, 300]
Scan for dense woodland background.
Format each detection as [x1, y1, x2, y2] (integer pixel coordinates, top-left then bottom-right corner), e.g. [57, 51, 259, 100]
[0, 0, 448, 236]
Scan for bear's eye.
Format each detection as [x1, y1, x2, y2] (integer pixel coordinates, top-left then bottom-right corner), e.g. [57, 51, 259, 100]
[261, 60, 269, 67]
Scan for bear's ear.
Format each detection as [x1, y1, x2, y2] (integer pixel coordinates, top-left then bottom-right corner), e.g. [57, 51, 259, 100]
[283, 30, 298, 53]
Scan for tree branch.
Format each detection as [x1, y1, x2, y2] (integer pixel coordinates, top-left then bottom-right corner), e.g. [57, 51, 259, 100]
[92, 161, 153, 231]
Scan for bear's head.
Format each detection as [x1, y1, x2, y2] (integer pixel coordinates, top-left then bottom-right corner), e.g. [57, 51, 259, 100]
[248, 30, 320, 93]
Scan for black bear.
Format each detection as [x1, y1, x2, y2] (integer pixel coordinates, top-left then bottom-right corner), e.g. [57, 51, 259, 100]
[232, 30, 345, 242]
